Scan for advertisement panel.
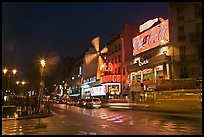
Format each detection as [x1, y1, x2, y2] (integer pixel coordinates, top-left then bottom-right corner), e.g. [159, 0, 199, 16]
[91, 85, 106, 96]
[133, 19, 169, 56]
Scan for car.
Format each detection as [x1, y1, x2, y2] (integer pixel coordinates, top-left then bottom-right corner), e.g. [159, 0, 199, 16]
[77, 99, 88, 107]
[86, 98, 101, 109]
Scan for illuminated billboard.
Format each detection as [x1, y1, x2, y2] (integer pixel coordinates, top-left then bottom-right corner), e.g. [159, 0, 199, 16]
[133, 19, 169, 56]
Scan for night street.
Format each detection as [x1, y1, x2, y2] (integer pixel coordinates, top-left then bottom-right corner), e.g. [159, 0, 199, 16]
[2, 2, 202, 135]
[2, 104, 202, 135]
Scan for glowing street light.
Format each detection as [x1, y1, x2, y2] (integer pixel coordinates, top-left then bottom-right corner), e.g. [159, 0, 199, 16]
[40, 59, 46, 68]
[39, 59, 46, 114]
[16, 80, 26, 96]
[2, 67, 18, 106]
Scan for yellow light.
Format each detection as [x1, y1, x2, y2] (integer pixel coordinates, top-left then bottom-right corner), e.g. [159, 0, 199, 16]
[160, 39, 164, 43]
[3, 68, 8, 74]
[22, 81, 25, 85]
[12, 69, 17, 75]
[40, 59, 46, 67]
[16, 81, 20, 85]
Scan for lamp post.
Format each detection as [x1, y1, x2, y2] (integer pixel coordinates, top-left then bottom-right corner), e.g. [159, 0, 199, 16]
[39, 59, 46, 114]
[2, 68, 17, 106]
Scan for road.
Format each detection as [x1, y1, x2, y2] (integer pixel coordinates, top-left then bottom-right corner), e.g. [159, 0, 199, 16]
[2, 103, 202, 135]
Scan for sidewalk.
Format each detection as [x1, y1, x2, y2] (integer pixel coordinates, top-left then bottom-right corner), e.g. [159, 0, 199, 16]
[2, 113, 54, 121]
[2, 105, 54, 121]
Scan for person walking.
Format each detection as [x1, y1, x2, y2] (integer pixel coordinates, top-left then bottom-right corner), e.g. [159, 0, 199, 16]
[25, 93, 29, 115]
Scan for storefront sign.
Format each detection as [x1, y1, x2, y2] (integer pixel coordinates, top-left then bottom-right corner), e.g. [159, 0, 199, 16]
[133, 19, 169, 56]
[108, 85, 120, 95]
[155, 65, 163, 71]
[91, 86, 106, 96]
[138, 59, 149, 66]
[132, 71, 141, 76]
[142, 68, 153, 74]
[100, 75, 121, 83]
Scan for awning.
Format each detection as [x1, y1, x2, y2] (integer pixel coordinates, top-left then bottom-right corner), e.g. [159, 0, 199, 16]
[128, 54, 171, 72]
[88, 81, 101, 87]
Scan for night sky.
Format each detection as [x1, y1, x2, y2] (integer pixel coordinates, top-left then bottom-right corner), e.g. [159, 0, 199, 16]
[2, 2, 168, 75]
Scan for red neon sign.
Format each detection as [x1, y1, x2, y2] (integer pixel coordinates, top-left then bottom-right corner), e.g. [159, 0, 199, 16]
[101, 62, 113, 72]
[133, 19, 169, 56]
[100, 75, 121, 83]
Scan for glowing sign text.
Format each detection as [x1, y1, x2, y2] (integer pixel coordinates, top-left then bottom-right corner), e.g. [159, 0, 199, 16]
[100, 75, 121, 83]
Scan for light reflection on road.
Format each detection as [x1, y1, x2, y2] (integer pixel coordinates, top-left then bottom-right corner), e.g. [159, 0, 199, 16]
[56, 103, 202, 135]
[2, 103, 201, 135]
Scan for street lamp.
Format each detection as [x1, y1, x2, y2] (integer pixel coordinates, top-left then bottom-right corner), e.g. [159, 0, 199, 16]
[2, 67, 17, 106]
[39, 59, 46, 113]
[16, 80, 26, 96]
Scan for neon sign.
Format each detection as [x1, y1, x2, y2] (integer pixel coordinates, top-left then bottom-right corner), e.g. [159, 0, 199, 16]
[139, 18, 159, 33]
[133, 19, 169, 56]
[100, 75, 121, 83]
[138, 59, 149, 66]
[108, 85, 120, 95]
[100, 62, 113, 72]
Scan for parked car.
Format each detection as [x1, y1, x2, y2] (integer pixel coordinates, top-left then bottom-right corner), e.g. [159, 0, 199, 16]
[86, 98, 101, 109]
[77, 99, 88, 107]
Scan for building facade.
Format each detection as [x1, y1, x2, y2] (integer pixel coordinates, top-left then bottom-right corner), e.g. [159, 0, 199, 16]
[106, 23, 139, 99]
[127, 17, 170, 102]
[168, 2, 202, 79]
[68, 57, 84, 99]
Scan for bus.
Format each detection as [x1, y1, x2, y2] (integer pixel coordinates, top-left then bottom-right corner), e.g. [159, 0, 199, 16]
[144, 89, 202, 112]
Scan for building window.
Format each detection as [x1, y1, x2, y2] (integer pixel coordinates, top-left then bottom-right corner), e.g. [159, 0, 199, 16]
[177, 7, 183, 16]
[179, 46, 186, 62]
[112, 47, 114, 54]
[115, 45, 118, 52]
[178, 26, 185, 41]
[115, 56, 117, 63]
[180, 65, 188, 78]
[118, 67, 121, 74]
[177, 7, 185, 21]
[118, 43, 121, 51]
[195, 3, 202, 18]
[118, 55, 121, 62]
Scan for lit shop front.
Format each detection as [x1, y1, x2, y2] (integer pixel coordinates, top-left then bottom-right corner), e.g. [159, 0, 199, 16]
[128, 18, 170, 92]
[100, 62, 121, 99]
[81, 76, 100, 99]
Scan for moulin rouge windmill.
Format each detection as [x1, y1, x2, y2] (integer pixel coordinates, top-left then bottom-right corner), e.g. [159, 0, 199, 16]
[84, 36, 108, 80]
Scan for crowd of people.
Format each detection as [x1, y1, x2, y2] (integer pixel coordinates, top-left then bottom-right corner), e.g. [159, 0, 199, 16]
[3, 94, 52, 117]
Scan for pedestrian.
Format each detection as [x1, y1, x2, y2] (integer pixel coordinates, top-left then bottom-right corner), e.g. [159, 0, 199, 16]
[29, 96, 36, 115]
[25, 94, 29, 115]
